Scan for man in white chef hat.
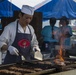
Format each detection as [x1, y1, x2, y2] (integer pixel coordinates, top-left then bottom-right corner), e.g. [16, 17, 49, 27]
[0, 5, 41, 64]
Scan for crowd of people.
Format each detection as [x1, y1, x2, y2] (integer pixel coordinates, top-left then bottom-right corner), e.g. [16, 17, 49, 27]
[41, 16, 72, 58]
[0, 5, 73, 64]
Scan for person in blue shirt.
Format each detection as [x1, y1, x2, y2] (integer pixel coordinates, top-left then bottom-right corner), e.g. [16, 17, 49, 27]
[41, 17, 60, 57]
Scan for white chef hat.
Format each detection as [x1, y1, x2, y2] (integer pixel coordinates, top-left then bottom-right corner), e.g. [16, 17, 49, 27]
[21, 5, 35, 15]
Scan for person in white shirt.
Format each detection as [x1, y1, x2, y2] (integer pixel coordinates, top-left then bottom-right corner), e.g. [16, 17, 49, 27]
[0, 5, 40, 64]
[59, 16, 73, 57]
[59, 16, 72, 46]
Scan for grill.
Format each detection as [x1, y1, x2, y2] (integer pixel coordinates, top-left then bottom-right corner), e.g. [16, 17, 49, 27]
[0, 58, 76, 75]
[0, 59, 56, 75]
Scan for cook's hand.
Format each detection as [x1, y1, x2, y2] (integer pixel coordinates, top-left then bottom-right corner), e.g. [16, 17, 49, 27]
[8, 46, 19, 56]
[33, 46, 41, 52]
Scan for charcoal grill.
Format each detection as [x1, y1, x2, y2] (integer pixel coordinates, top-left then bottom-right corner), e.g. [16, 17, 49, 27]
[0, 58, 76, 75]
[0, 59, 57, 75]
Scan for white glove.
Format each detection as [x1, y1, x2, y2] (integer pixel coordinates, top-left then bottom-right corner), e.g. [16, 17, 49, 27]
[8, 46, 19, 56]
[33, 46, 41, 52]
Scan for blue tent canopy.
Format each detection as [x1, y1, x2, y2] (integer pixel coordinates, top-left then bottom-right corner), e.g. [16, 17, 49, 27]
[36, 0, 76, 20]
[0, 0, 20, 17]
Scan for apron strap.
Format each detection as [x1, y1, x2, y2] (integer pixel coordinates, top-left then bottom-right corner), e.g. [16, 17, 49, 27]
[16, 20, 19, 34]
[28, 26, 32, 40]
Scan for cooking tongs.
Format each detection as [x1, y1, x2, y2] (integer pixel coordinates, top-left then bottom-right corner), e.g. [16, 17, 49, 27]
[17, 52, 26, 61]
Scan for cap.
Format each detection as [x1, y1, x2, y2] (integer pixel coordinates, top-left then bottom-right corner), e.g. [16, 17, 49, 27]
[21, 5, 35, 15]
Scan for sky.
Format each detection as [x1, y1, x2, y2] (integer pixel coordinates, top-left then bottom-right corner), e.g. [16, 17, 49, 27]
[8, 0, 46, 9]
